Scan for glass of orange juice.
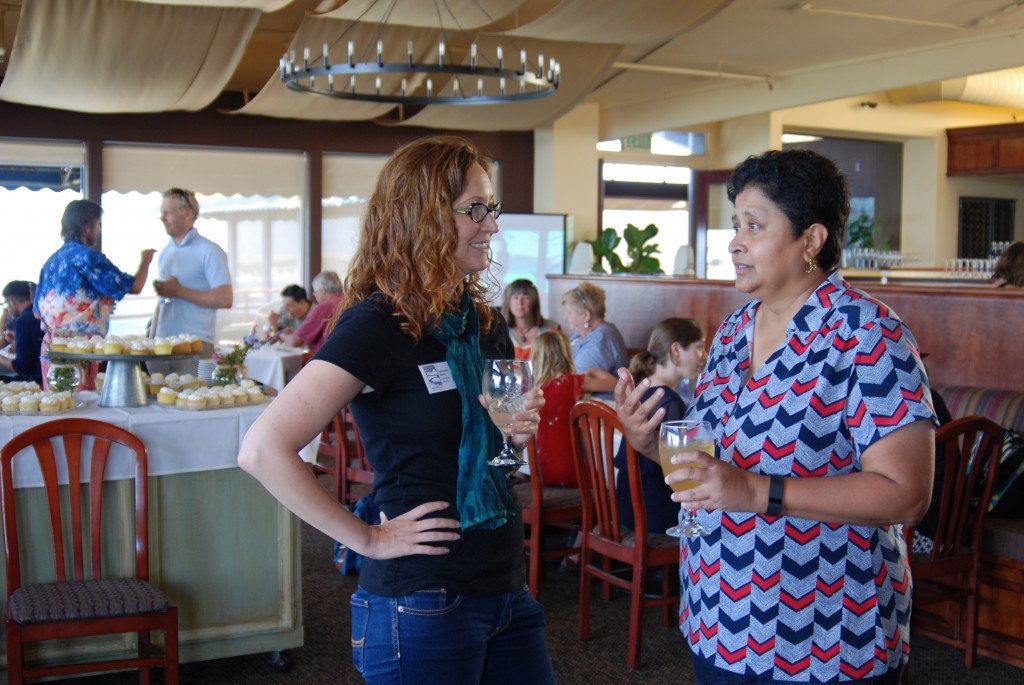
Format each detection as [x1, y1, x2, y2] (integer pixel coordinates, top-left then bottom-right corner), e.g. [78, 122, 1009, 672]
[658, 420, 715, 538]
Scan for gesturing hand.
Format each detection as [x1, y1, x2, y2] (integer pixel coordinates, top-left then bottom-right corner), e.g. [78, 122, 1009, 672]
[614, 369, 662, 456]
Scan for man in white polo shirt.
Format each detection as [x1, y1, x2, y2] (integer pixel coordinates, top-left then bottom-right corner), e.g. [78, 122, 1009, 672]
[151, 187, 232, 370]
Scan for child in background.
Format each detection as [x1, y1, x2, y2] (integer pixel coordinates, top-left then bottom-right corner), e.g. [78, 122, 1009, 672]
[531, 330, 613, 487]
[616, 317, 706, 534]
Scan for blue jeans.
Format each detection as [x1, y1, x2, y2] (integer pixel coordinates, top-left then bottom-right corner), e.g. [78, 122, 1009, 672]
[691, 652, 904, 685]
[350, 585, 556, 685]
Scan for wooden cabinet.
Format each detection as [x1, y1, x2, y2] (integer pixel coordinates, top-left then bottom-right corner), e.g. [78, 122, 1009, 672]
[948, 122, 1024, 175]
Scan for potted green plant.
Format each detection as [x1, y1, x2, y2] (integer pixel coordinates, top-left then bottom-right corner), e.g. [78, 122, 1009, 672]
[586, 223, 663, 274]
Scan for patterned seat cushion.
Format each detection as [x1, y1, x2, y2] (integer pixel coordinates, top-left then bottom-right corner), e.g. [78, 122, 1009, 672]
[513, 483, 581, 510]
[938, 386, 1024, 434]
[8, 578, 171, 624]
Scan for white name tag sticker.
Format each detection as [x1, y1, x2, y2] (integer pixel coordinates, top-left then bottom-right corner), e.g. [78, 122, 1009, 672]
[418, 362, 457, 394]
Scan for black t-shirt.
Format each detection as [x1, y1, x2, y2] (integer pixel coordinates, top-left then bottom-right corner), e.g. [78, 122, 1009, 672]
[316, 297, 525, 596]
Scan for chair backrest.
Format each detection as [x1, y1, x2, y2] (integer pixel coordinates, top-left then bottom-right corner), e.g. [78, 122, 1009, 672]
[340, 406, 373, 503]
[523, 438, 543, 509]
[925, 415, 1004, 562]
[0, 418, 150, 595]
[570, 399, 650, 544]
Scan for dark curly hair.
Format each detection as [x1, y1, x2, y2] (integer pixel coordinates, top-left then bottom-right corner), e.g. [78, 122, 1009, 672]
[726, 149, 850, 272]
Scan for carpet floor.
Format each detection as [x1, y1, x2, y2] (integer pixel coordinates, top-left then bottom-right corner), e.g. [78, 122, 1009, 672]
[54, 517, 1024, 684]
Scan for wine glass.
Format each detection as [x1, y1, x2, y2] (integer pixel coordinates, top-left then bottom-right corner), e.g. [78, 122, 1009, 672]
[658, 420, 716, 538]
[482, 359, 533, 467]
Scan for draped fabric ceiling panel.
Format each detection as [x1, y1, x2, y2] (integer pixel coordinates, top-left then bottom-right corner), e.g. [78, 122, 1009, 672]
[0, 0, 728, 129]
[0, 0, 259, 113]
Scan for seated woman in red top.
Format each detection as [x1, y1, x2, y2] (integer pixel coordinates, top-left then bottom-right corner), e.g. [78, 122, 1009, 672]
[531, 330, 612, 486]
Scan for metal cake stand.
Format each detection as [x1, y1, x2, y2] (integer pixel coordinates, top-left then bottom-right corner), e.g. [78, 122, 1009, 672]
[49, 351, 198, 408]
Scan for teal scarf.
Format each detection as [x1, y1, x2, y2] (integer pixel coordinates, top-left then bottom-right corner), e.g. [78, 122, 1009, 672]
[432, 291, 518, 531]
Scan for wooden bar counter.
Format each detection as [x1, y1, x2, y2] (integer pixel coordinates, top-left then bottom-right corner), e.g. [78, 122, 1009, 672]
[547, 273, 1024, 392]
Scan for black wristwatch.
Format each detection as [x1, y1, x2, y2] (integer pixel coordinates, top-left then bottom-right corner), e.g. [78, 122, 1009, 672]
[766, 475, 784, 517]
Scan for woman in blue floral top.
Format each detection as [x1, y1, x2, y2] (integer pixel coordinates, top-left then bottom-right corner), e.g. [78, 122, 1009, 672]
[34, 199, 155, 338]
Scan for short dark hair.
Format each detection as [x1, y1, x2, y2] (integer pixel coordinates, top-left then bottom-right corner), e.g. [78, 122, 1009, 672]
[727, 149, 850, 272]
[60, 199, 103, 243]
[2, 280, 33, 302]
[280, 284, 309, 302]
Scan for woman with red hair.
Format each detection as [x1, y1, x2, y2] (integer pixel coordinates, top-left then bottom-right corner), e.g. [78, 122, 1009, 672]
[239, 136, 554, 685]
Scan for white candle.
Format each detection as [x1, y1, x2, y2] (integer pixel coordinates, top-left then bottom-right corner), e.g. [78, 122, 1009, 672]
[520, 49, 526, 73]
[497, 46, 503, 70]
[471, 43, 477, 69]
[439, 42, 445, 66]
[477, 78, 483, 96]
[500, 77, 506, 95]
[453, 79, 459, 96]
[348, 41, 354, 66]
[349, 75, 356, 93]
[323, 43, 329, 67]
[401, 78, 407, 96]
[427, 79, 433, 97]
[375, 77, 381, 95]
[303, 46, 309, 70]
[377, 40, 383, 65]
[407, 41, 413, 65]
[328, 73, 334, 91]
[538, 54, 544, 77]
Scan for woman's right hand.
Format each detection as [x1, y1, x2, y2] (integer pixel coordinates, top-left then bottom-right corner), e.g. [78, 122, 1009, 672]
[363, 501, 461, 560]
[614, 368, 664, 456]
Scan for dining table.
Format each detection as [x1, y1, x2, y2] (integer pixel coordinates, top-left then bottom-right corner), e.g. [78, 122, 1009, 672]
[244, 343, 306, 391]
[0, 398, 312, 669]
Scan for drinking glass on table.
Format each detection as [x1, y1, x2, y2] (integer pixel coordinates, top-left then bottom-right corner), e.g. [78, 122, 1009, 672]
[482, 359, 533, 467]
[659, 419, 716, 538]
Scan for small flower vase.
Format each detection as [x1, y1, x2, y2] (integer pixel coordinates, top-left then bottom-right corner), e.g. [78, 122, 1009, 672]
[212, 364, 242, 386]
[47, 362, 82, 392]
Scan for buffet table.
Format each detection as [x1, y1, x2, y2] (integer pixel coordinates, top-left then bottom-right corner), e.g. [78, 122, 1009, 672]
[0, 402, 305, 670]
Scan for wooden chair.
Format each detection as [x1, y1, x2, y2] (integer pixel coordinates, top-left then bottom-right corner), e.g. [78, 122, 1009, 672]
[313, 406, 373, 504]
[512, 438, 582, 599]
[569, 400, 679, 670]
[0, 418, 178, 684]
[904, 415, 1004, 669]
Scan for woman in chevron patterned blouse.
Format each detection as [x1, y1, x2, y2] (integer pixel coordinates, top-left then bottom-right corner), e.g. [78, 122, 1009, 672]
[615, 149, 937, 685]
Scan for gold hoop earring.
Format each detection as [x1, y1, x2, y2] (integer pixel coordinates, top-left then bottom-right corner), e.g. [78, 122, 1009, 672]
[805, 258, 818, 274]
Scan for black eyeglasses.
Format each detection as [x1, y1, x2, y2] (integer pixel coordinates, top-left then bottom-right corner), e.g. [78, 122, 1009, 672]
[453, 201, 503, 223]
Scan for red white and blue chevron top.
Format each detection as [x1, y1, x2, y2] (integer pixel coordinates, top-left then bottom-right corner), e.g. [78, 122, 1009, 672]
[684, 270, 937, 681]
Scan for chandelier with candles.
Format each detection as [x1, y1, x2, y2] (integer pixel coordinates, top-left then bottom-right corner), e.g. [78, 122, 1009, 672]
[278, 3, 559, 106]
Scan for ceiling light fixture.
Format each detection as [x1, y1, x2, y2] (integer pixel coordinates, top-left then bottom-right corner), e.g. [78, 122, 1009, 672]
[279, 0, 559, 106]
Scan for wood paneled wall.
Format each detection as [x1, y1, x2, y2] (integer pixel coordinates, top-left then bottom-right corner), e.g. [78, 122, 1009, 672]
[548, 274, 1024, 392]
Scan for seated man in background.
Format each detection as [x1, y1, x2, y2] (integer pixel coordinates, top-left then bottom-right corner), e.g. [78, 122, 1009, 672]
[268, 284, 312, 334]
[1, 281, 46, 384]
[282, 271, 343, 355]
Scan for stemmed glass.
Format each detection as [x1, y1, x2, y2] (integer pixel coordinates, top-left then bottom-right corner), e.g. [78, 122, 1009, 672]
[482, 359, 533, 466]
[658, 420, 716, 538]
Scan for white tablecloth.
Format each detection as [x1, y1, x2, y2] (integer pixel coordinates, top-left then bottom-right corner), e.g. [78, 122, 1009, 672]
[1, 402, 318, 488]
[244, 346, 305, 391]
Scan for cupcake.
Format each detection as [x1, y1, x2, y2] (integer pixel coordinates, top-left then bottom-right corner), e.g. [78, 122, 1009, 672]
[157, 386, 177, 406]
[149, 373, 166, 395]
[218, 390, 235, 406]
[175, 391, 190, 408]
[153, 338, 173, 355]
[39, 394, 61, 414]
[205, 392, 222, 408]
[172, 337, 191, 355]
[103, 338, 124, 355]
[186, 392, 206, 410]
[246, 386, 265, 403]
[232, 388, 248, 405]
[129, 340, 150, 356]
[1, 395, 19, 415]
[60, 391, 75, 411]
[49, 337, 69, 353]
[19, 394, 40, 414]
[187, 335, 203, 354]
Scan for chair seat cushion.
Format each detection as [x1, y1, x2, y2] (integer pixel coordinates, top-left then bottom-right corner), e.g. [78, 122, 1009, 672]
[8, 578, 171, 624]
[513, 483, 581, 509]
[618, 528, 679, 550]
